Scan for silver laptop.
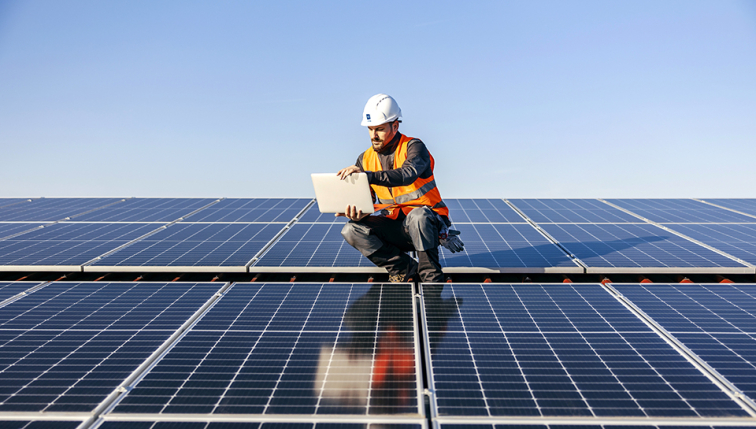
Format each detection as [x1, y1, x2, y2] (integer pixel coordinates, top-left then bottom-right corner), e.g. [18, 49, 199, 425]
[311, 173, 375, 214]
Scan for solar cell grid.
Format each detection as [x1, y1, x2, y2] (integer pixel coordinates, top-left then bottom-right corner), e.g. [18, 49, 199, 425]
[539, 223, 747, 270]
[0, 223, 46, 239]
[703, 199, 756, 218]
[444, 199, 524, 223]
[422, 283, 748, 418]
[662, 224, 756, 266]
[254, 223, 373, 268]
[0, 198, 125, 222]
[439, 223, 579, 271]
[605, 199, 755, 223]
[613, 283, 756, 401]
[507, 199, 640, 223]
[113, 283, 421, 416]
[436, 425, 741, 429]
[0, 282, 222, 412]
[73, 198, 219, 222]
[297, 205, 348, 223]
[182, 198, 311, 223]
[98, 423, 424, 429]
[0, 198, 32, 209]
[0, 421, 82, 429]
[92, 223, 283, 268]
[0, 223, 159, 267]
[0, 281, 43, 303]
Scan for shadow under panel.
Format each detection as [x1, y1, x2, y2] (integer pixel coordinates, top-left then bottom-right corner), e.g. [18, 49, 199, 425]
[539, 223, 750, 272]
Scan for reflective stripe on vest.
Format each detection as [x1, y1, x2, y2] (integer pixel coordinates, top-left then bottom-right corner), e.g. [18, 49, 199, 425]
[362, 134, 449, 219]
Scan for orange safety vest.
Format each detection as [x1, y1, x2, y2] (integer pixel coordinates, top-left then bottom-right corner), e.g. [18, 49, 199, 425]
[362, 134, 449, 219]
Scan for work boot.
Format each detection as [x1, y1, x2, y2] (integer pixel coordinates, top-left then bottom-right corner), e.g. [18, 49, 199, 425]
[368, 245, 416, 283]
[417, 247, 444, 283]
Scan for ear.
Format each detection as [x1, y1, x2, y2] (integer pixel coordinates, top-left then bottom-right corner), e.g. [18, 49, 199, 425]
[392, 121, 399, 133]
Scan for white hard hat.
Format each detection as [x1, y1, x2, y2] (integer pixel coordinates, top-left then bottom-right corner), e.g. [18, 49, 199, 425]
[360, 93, 402, 126]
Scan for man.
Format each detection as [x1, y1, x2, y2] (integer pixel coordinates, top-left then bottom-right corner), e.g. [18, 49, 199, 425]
[337, 94, 464, 283]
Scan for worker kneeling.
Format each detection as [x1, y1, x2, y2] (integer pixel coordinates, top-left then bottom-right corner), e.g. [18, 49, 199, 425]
[337, 94, 464, 283]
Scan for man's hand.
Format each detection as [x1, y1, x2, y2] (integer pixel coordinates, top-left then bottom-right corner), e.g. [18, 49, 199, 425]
[336, 205, 369, 221]
[337, 165, 361, 180]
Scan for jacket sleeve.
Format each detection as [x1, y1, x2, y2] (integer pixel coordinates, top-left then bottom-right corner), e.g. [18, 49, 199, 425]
[365, 139, 431, 187]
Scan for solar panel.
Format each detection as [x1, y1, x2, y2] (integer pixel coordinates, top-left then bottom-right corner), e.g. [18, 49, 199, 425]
[604, 199, 755, 223]
[539, 223, 749, 272]
[90, 223, 284, 270]
[297, 205, 347, 223]
[0, 199, 33, 209]
[0, 421, 83, 429]
[661, 223, 756, 265]
[181, 198, 312, 223]
[111, 282, 422, 417]
[98, 422, 425, 429]
[0, 198, 125, 222]
[613, 283, 756, 401]
[253, 223, 375, 269]
[435, 425, 733, 429]
[699, 199, 756, 219]
[0, 281, 223, 412]
[422, 283, 749, 418]
[0, 223, 159, 268]
[0, 281, 43, 303]
[445, 199, 525, 223]
[73, 198, 219, 222]
[0, 223, 46, 240]
[439, 224, 581, 272]
[507, 199, 640, 223]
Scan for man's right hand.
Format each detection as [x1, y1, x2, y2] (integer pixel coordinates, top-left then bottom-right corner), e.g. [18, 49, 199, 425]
[337, 165, 361, 180]
[336, 204, 369, 221]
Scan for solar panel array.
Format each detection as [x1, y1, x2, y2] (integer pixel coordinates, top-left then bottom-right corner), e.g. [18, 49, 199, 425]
[3, 280, 756, 429]
[1, 198, 755, 274]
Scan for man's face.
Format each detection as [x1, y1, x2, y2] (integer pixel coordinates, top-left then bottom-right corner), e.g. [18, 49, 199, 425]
[368, 121, 398, 151]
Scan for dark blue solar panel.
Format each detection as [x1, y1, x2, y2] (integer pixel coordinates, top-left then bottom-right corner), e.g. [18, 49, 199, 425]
[182, 198, 311, 223]
[99, 423, 423, 429]
[540, 223, 747, 268]
[0, 281, 42, 302]
[614, 283, 756, 400]
[508, 199, 640, 223]
[663, 224, 756, 265]
[605, 199, 755, 223]
[439, 223, 579, 269]
[73, 198, 219, 222]
[423, 283, 748, 418]
[0, 282, 222, 412]
[92, 223, 283, 267]
[0, 198, 125, 222]
[113, 283, 420, 416]
[0, 198, 33, 209]
[0, 223, 46, 239]
[297, 205, 348, 223]
[444, 199, 525, 223]
[703, 199, 756, 219]
[0, 421, 83, 429]
[0, 223, 159, 266]
[438, 425, 733, 429]
[254, 223, 373, 268]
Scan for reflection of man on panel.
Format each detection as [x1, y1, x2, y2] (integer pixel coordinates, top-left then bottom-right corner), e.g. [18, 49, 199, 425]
[337, 94, 463, 283]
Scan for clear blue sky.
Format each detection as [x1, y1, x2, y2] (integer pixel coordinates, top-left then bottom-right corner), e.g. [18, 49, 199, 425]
[1, 0, 755, 198]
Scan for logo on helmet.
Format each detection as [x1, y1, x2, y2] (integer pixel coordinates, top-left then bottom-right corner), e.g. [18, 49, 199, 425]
[366, 114, 371, 121]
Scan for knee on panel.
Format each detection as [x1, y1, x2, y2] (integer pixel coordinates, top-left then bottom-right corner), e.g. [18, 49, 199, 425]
[341, 221, 370, 247]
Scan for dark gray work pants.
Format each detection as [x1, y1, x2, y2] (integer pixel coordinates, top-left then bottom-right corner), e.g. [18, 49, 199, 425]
[341, 206, 445, 283]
